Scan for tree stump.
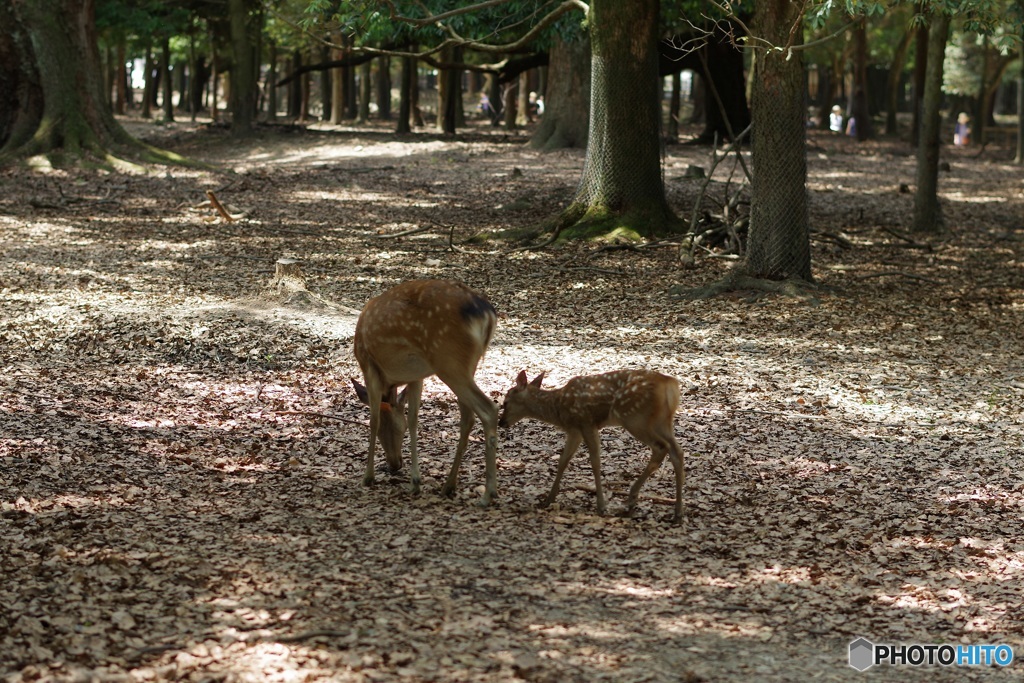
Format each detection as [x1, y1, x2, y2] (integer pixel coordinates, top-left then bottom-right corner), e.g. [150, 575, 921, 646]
[272, 258, 305, 293]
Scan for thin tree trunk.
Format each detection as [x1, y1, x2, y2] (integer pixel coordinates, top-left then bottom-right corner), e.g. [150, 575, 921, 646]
[849, 17, 871, 141]
[667, 71, 680, 143]
[267, 41, 277, 122]
[885, 25, 913, 136]
[397, 53, 413, 134]
[358, 59, 372, 122]
[911, 2, 928, 147]
[161, 36, 174, 121]
[1016, 62, 1024, 164]
[331, 33, 344, 124]
[516, 71, 530, 126]
[115, 39, 127, 115]
[376, 55, 392, 119]
[912, 12, 950, 234]
[209, 27, 219, 121]
[142, 43, 154, 119]
[319, 45, 331, 121]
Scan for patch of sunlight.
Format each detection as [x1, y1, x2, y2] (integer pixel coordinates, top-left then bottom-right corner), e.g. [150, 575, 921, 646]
[942, 192, 1008, 204]
[8, 220, 76, 239]
[26, 155, 55, 173]
[206, 641, 326, 683]
[230, 139, 453, 169]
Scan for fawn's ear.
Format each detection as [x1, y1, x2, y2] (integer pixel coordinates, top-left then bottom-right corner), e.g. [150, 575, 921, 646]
[530, 371, 545, 388]
[515, 370, 529, 388]
[352, 379, 369, 404]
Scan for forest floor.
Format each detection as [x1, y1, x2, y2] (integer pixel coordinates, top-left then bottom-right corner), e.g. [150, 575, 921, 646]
[2, 116, 1023, 683]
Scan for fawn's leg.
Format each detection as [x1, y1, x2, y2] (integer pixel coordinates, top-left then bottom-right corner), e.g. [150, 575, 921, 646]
[626, 446, 668, 515]
[543, 431, 582, 508]
[666, 441, 686, 523]
[580, 429, 607, 515]
[442, 399, 476, 498]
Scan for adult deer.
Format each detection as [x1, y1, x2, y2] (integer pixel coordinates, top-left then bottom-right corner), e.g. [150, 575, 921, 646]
[499, 369, 686, 522]
[352, 279, 499, 505]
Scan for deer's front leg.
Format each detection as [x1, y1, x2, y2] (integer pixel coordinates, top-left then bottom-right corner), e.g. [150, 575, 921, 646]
[405, 381, 424, 494]
[580, 429, 607, 516]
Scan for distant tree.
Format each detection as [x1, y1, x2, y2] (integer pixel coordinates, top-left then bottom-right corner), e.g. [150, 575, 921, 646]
[229, 0, 261, 134]
[913, 10, 951, 233]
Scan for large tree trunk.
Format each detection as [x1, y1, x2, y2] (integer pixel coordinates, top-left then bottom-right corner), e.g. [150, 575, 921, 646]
[436, 45, 459, 134]
[912, 12, 950, 234]
[743, 0, 812, 281]
[0, 0, 161, 162]
[549, 0, 677, 239]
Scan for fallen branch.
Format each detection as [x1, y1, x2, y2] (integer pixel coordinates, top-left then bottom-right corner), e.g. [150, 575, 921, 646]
[205, 190, 236, 222]
[879, 225, 932, 250]
[448, 225, 468, 253]
[811, 230, 854, 249]
[854, 271, 941, 285]
[376, 223, 434, 238]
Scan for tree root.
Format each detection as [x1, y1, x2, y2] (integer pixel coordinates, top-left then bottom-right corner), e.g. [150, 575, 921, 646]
[670, 270, 822, 303]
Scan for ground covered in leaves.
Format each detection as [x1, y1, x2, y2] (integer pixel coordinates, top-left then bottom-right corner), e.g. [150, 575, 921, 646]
[2, 117, 1023, 682]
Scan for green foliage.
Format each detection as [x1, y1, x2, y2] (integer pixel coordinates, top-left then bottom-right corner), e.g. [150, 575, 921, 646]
[303, 0, 583, 51]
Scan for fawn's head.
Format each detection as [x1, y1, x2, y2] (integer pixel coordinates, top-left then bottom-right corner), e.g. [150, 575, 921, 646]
[499, 370, 545, 428]
[352, 379, 407, 472]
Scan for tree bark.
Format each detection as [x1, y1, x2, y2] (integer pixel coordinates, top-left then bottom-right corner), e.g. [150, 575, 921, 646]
[266, 41, 278, 122]
[743, 0, 812, 281]
[397, 53, 413, 134]
[0, 0, 163, 163]
[331, 33, 344, 124]
[376, 56, 392, 120]
[161, 36, 174, 122]
[911, 2, 928, 147]
[228, 0, 258, 134]
[114, 38, 127, 115]
[319, 45, 331, 121]
[141, 42, 154, 119]
[912, 12, 950, 234]
[849, 17, 871, 141]
[358, 59, 372, 123]
[550, 0, 676, 239]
